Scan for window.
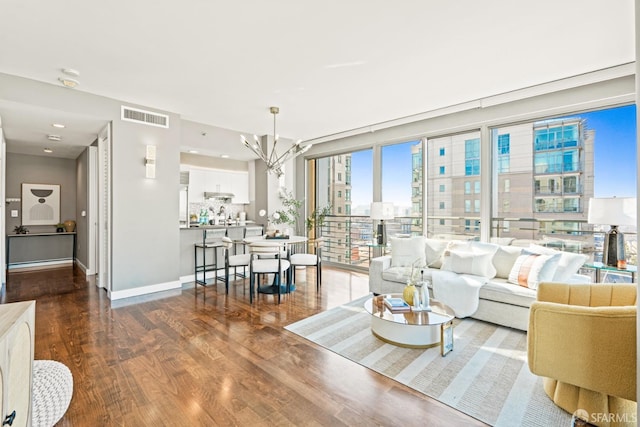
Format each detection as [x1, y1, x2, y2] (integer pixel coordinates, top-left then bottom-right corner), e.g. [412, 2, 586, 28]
[439, 202, 445, 209]
[563, 176, 577, 193]
[504, 179, 510, 192]
[503, 200, 510, 212]
[439, 147, 445, 156]
[474, 200, 480, 213]
[312, 149, 370, 266]
[465, 138, 480, 176]
[497, 134, 510, 173]
[426, 131, 481, 239]
[382, 140, 423, 234]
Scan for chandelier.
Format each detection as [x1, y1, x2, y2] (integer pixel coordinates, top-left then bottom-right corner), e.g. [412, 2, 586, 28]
[241, 106, 312, 178]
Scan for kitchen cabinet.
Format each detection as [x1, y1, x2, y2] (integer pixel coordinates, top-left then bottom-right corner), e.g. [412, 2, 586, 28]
[0, 300, 35, 427]
[186, 168, 250, 205]
[188, 169, 207, 202]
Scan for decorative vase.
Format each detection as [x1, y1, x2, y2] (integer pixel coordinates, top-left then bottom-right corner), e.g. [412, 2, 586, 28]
[63, 220, 76, 232]
[403, 281, 416, 306]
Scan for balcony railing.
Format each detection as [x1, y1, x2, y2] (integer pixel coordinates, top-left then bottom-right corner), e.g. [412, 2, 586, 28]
[315, 214, 637, 272]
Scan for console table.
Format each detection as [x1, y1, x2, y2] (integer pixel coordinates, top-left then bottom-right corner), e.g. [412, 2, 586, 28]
[6, 232, 77, 271]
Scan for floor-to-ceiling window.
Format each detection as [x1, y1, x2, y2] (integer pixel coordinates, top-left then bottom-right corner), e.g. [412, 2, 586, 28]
[491, 104, 637, 271]
[425, 131, 481, 239]
[314, 149, 373, 266]
[381, 140, 423, 236]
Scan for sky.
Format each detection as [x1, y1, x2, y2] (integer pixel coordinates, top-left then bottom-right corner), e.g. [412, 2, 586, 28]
[349, 104, 637, 208]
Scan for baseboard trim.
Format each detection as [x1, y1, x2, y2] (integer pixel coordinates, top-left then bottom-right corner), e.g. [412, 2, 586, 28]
[109, 280, 182, 301]
[8, 259, 73, 272]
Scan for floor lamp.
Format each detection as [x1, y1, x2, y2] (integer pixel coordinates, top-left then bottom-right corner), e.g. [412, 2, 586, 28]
[588, 197, 637, 268]
[370, 202, 394, 245]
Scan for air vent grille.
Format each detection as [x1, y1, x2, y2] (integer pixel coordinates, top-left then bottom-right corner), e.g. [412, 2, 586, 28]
[121, 106, 169, 128]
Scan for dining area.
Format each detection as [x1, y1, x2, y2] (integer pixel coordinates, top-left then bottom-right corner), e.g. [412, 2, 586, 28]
[192, 227, 323, 304]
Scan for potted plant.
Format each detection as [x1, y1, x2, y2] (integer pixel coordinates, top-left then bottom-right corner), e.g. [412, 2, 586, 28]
[13, 225, 28, 234]
[56, 223, 65, 232]
[272, 189, 303, 234]
[306, 205, 332, 237]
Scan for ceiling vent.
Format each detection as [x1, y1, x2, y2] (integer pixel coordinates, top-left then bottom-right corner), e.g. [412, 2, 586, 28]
[121, 106, 169, 128]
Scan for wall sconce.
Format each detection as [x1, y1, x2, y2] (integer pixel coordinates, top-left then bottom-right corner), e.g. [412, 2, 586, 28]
[145, 145, 156, 179]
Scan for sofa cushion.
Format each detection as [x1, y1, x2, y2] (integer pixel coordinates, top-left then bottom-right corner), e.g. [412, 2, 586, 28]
[507, 251, 561, 290]
[441, 249, 497, 278]
[391, 236, 426, 268]
[425, 238, 449, 268]
[479, 277, 536, 308]
[529, 244, 588, 282]
[492, 245, 524, 279]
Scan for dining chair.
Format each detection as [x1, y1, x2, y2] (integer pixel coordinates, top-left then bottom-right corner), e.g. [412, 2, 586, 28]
[221, 237, 251, 293]
[289, 237, 324, 292]
[248, 241, 291, 304]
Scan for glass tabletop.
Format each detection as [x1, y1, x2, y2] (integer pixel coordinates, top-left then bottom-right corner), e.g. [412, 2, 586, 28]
[364, 294, 454, 326]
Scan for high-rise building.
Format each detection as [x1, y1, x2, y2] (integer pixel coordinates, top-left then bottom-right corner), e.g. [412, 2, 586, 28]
[426, 118, 594, 242]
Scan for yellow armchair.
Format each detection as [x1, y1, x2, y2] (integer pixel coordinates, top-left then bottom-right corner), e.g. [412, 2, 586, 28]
[528, 283, 637, 427]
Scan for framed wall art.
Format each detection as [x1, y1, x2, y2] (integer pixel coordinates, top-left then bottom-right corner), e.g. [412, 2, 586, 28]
[21, 183, 60, 225]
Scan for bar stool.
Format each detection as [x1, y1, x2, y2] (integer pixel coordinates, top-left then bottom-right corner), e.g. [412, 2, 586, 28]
[194, 228, 226, 291]
[221, 237, 251, 292]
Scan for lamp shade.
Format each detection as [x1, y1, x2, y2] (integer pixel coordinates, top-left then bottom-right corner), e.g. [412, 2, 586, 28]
[370, 202, 394, 220]
[588, 197, 637, 226]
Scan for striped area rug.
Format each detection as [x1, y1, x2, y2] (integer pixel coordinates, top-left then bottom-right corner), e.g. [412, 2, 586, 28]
[285, 296, 571, 427]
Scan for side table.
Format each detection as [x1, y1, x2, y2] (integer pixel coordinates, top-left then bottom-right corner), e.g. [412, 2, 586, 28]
[582, 262, 636, 283]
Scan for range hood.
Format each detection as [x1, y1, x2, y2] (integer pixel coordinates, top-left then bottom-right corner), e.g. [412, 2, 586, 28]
[204, 192, 235, 200]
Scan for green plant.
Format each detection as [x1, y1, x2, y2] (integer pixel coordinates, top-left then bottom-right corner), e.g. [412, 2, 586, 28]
[272, 189, 302, 228]
[14, 225, 28, 234]
[306, 205, 332, 232]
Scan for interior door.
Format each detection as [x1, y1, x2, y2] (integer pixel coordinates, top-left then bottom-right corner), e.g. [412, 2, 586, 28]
[97, 124, 112, 291]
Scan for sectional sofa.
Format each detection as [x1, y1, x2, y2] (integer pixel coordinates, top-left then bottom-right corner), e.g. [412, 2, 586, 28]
[369, 236, 590, 331]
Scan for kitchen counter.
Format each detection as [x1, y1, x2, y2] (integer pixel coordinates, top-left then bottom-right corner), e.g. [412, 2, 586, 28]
[179, 224, 263, 279]
[181, 221, 257, 230]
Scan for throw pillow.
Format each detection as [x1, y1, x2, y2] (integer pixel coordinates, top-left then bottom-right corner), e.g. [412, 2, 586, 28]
[441, 249, 497, 278]
[492, 245, 524, 279]
[424, 238, 449, 268]
[391, 236, 426, 268]
[507, 250, 561, 289]
[529, 244, 589, 282]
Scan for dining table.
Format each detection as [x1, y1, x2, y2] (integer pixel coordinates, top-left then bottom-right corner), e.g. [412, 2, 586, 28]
[243, 235, 308, 294]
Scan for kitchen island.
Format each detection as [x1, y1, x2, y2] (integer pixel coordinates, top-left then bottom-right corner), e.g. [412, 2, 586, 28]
[179, 224, 263, 282]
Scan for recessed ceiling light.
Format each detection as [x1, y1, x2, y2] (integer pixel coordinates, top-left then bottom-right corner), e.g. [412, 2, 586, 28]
[47, 134, 61, 141]
[188, 150, 198, 154]
[221, 154, 230, 158]
[52, 123, 65, 128]
[61, 68, 80, 77]
[43, 148, 53, 153]
[58, 77, 79, 88]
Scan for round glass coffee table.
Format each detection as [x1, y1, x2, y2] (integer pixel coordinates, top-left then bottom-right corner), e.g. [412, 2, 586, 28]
[364, 294, 455, 349]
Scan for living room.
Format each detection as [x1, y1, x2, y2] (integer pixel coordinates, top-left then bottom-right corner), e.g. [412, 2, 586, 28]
[0, 1, 638, 426]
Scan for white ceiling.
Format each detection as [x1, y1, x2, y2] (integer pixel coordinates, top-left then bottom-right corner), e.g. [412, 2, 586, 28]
[0, 0, 635, 160]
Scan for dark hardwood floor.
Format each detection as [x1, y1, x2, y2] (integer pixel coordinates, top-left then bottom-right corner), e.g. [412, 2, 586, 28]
[6, 265, 486, 426]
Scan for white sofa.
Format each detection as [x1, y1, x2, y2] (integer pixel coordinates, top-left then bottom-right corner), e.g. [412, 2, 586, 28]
[369, 236, 590, 331]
